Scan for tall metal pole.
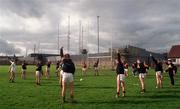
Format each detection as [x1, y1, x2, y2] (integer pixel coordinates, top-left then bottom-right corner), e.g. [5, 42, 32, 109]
[82, 25, 84, 50]
[111, 34, 113, 62]
[25, 47, 28, 57]
[38, 41, 40, 54]
[111, 34, 113, 69]
[79, 20, 81, 54]
[97, 16, 100, 54]
[67, 16, 70, 52]
[33, 44, 36, 63]
[87, 21, 90, 65]
[58, 23, 60, 54]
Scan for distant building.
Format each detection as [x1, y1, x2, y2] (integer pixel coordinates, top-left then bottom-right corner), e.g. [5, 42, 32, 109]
[0, 56, 23, 65]
[0, 45, 165, 67]
[87, 45, 165, 69]
[168, 45, 180, 65]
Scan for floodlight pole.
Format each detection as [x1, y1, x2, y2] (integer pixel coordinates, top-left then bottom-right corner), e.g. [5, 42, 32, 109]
[111, 35, 113, 62]
[58, 23, 60, 54]
[79, 20, 81, 54]
[67, 16, 70, 52]
[97, 16, 100, 55]
[82, 25, 84, 50]
[33, 44, 36, 63]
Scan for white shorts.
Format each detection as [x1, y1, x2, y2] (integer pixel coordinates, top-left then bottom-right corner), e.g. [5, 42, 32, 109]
[139, 73, 146, 79]
[156, 71, 162, 76]
[82, 68, 87, 71]
[36, 71, 41, 77]
[62, 72, 74, 83]
[60, 70, 64, 75]
[46, 67, 50, 72]
[94, 67, 98, 70]
[124, 69, 128, 72]
[117, 74, 125, 81]
[10, 68, 16, 73]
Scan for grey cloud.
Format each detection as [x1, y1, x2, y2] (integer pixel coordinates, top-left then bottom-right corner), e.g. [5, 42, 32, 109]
[0, 0, 180, 55]
[0, 0, 44, 18]
[0, 37, 20, 55]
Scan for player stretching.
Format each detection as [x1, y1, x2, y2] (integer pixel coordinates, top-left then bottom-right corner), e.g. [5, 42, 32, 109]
[9, 60, 16, 83]
[35, 61, 43, 85]
[137, 59, 147, 93]
[94, 59, 99, 76]
[61, 54, 76, 103]
[150, 54, 163, 88]
[45, 61, 51, 79]
[59, 47, 64, 88]
[115, 53, 126, 98]
[21, 60, 27, 79]
[82, 61, 87, 76]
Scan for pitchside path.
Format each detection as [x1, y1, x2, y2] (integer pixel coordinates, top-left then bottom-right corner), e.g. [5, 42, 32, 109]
[0, 65, 179, 109]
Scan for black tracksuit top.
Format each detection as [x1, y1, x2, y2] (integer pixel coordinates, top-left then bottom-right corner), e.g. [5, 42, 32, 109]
[62, 59, 75, 75]
[151, 56, 163, 72]
[116, 62, 125, 74]
[137, 62, 146, 74]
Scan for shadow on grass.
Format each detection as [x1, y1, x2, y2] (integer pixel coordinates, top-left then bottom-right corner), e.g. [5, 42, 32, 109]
[147, 95, 180, 99]
[78, 94, 180, 105]
[79, 99, 161, 105]
[156, 89, 180, 94]
[76, 86, 115, 89]
[75, 74, 113, 78]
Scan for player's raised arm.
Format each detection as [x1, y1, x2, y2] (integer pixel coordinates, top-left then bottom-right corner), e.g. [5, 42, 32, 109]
[60, 46, 64, 58]
[150, 54, 157, 64]
[9, 60, 13, 64]
[117, 53, 122, 63]
[96, 58, 99, 65]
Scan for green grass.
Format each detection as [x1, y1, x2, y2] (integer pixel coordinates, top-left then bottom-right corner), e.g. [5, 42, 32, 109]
[0, 65, 180, 109]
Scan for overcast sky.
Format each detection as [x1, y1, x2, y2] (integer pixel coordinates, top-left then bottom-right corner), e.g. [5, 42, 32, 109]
[0, 0, 180, 56]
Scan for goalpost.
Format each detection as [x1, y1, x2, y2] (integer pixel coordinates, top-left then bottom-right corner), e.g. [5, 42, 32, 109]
[87, 55, 113, 69]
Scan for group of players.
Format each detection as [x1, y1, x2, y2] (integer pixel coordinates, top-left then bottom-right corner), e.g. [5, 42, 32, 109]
[8, 47, 76, 103]
[8, 49, 178, 103]
[115, 53, 177, 98]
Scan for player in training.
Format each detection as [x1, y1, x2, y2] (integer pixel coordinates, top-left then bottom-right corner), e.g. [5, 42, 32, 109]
[132, 62, 138, 77]
[93, 58, 99, 76]
[9, 60, 16, 83]
[59, 47, 64, 88]
[61, 53, 76, 103]
[165, 59, 176, 86]
[124, 61, 129, 76]
[35, 61, 43, 85]
[144, 61, 149, 74]
[55, 61, 60, 77]
[82, 61, 87, 76]
[136, 59, 147, 93]
[115, 53, 126, 98]
[150, 54, 163, 88]
[21, 60, 27, 79]
[45, 61, 51, 79]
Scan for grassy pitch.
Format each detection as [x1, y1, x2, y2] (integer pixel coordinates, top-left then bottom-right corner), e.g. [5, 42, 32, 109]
[0, 65, 179, 109]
